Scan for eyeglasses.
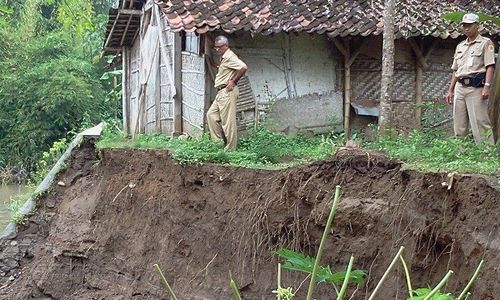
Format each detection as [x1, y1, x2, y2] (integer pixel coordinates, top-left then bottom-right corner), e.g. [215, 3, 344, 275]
[213, 45, 226, 50]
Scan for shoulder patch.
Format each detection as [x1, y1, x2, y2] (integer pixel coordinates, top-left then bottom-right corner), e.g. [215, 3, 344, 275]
[488, 43, 494, 51]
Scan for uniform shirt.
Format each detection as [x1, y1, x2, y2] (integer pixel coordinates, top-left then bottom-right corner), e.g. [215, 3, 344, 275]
[214, 49, 247, 88]
[452, 35, 496, 78]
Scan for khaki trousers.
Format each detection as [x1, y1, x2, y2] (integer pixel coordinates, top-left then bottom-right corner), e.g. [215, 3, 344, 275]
[453, 84, 494, 144]
[207, 86, 239, 151]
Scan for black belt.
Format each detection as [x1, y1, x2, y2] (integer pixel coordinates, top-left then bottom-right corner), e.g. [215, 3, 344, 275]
[216, 85, 227, 91]
[458, 73, 485, 88]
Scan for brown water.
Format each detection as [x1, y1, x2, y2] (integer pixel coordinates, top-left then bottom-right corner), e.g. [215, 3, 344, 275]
[0, 185, 26, 230]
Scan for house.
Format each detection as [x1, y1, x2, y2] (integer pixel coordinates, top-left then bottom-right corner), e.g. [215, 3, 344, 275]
[103, 0, 499, 137]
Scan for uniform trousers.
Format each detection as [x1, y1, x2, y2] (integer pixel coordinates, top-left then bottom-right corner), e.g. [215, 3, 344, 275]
[453, 83, 494, 144]
[207, 86, 239, 151]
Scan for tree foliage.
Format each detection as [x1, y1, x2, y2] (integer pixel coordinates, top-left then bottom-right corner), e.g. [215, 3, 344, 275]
[0, 0, 119, 174]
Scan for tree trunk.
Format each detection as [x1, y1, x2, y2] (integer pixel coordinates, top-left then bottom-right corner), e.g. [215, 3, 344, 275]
[378, 0, 396, 132]
[489, 49, 500, 142]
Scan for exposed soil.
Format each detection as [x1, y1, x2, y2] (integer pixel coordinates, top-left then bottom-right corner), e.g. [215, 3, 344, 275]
[0, 138, 498, 300]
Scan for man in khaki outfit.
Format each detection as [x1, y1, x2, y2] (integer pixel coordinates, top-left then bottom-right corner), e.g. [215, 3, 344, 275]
[207, 36, 247, 151]
[446, 13, 495, 144]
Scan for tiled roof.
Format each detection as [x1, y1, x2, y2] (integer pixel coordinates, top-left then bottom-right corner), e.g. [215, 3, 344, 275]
[157, 0, 500, 39]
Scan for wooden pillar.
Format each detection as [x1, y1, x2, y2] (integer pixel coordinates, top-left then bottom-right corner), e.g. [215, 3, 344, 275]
[173, 32, 183, 134]
[409, 39, 437, 128]
[490, 49, 500, 141]
[333, 38, 365, 137]
[122, 48, 130, 134]
[154, 46, 162, 132]
[415, 62, 424, 127]
[409, 39, 426, 128]
[344, 45, 351, 137]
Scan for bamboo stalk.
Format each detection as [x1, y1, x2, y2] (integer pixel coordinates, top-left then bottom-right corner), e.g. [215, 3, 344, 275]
[457, 260, 484, 300]
[367, 246, 405, 300]
[399, 254, 413, 298]
[422, 270, 454, 300]
[337, 256, 355, 300]
[153, 264, 178, 300]
[306, 185, 342, 300]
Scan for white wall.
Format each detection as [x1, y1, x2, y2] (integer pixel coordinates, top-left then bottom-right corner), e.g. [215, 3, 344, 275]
[229, 32, 342, 131]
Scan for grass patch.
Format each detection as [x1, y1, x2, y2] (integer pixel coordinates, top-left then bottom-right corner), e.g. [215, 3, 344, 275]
[98, 126, 339, 168]
[363, 129, 499, 174]
[98, 125, 499, 175]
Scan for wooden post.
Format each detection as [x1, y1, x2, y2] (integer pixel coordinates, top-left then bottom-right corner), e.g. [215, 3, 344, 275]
[204, 34, 216, 131]
[122, 48, 130, 134]
[409, 39, 437, 128]
[489, 49, 500, 141]
[155, 43, 162, 132]
[333, 38, 366, 138]
[415, 64, 423, 127]
[344, 44, 352, 137]
[409, 39, 426, 127]
[173, 32, 183, 134]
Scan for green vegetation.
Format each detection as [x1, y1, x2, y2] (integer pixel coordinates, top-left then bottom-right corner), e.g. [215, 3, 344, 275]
[98, 125, 338, 168]
[275, 249, 366, 287]
[0, 0, 119, 182]
[368, 247, 484, 300]
[8, 137, 70, 224]
[153, 264, 178, 300]
[99, 125, 499, 174]
[442, 11, 500, 26]
[364, 129, 499, 174]
[271, 186, 366, 300]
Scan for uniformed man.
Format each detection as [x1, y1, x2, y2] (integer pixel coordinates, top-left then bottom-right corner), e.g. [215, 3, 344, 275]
[446, 13, 495, 144]
[206, 36, 248, 151]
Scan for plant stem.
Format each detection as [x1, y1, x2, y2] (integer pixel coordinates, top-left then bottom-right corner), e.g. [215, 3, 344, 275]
[422, 270, 454, 300]
[278, 263, 282, 300]
[457, 260, 484, 300]
[306, 185, 342, 300]
[331, 282, 340, 295]
[368, 246, 405, 300]
[337, 255, 355, 300]
[399, 254, 413, 298]
[229, 271, 243, 300]
[153, 264, 178, 300]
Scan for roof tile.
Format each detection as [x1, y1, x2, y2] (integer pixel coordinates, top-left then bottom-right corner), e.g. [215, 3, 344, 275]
[151, 0, 500, 38]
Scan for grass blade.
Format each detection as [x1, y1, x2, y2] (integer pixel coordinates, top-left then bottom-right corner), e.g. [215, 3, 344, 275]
[422, 270, 454, 300]
[337, 255, 354, 300]
[399, 253, 413, 298]
[457, 260, 484, 300]
[153, 264, 178, 300]
[306, 185, 342, 300]
[368, 246, 405, 300]
[229, 271, 243, 300]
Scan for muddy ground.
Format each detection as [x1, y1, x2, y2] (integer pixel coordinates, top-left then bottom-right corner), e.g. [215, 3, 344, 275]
[0, 138, 498, 299]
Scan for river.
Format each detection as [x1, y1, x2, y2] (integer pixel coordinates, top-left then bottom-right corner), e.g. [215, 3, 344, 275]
[0, 185, 26, 231]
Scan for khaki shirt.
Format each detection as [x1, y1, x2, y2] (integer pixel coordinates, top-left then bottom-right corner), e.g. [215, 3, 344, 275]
[452, 35, 496, 78]
[214, 49, 247, 88]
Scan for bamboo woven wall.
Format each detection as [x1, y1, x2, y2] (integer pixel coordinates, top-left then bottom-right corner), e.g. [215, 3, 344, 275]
[350, 47, 454, 129]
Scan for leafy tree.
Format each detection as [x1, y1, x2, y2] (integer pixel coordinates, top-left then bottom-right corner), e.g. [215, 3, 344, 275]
[0, 0, 119, 175]
[0, 30, 104, 170]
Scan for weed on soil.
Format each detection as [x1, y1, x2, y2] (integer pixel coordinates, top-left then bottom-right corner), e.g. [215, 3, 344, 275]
[98, 125, 499, 175]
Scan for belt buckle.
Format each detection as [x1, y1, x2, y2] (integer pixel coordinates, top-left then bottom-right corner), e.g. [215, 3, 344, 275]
[464, 78, 470, 85]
